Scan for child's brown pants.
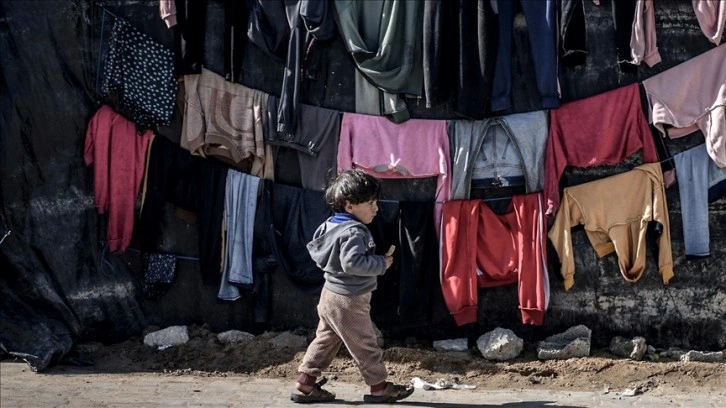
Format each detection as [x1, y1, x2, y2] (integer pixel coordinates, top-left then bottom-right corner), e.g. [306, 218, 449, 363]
[298, 288, 388, 386]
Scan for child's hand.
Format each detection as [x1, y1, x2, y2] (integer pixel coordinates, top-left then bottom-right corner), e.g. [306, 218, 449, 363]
[385, 255, 393, 269]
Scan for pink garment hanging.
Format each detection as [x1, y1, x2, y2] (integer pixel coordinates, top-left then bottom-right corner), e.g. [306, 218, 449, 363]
[630, 0, 661, 67]
[160, 0, 177, 28]
[337, 112, 451, 234]
[642, 44, 726, 167]
[692, 0, 725, 45]
[84, 105, 152, 253]
[544, 83, 659, 216]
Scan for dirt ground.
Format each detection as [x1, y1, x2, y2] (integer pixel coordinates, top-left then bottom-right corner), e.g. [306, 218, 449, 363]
[61, 324, 726, 397]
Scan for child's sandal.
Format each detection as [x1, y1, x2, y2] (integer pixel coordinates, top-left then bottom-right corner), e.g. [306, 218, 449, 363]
[363, 382, 415, 403]
[290, 377, 336, 404]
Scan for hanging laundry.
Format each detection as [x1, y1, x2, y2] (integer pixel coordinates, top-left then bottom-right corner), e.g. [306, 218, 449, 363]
[164, 0, 252, 79]
[692, 0, 726, 45]
[101, 18, 176, 131]
[223, 0, 252, 81]
[248, 0, 337, 134]
[627, 0, 662, 69]
[141, 252, 177, 300]
[218, 170, 260, 301]
[265, 96, 341, 191]
[642, 44, 726, 168]
[632, 1, 661, 66]
[397, 201, 442, 329]
[560, 0, 588, 67]
[440, 194, 549, 326]
[448, 110, 548, 200]
[365, 201, 401, 326]
[491, 0, 560, 111]
[674, 144, 726, 259]
[181, 68, 273, 178]
[159, 0, 177, 28]
[333, 0, 423, 123]
[138, 135, 200, 250]
[84, 105, 152, 254]
[611, 0, 636, 72]
[545, 83, 659, 216]
[337, 113, 451, 235]
[168, 0, 205, 74]
[138, 135, 228, 280]
[549, 163, 673, 290]
[423, 0, 497, 118]
[256, 181, 332, 293]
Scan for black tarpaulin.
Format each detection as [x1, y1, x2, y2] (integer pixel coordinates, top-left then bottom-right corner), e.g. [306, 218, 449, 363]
[0, 1, 155, 371]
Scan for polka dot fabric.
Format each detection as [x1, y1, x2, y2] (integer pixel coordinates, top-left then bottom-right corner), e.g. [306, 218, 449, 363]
[141, 252, 177, 300]
[102, 19, 176, 131]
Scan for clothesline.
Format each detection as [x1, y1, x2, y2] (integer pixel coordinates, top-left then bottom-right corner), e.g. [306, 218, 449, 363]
[94, 6, 127, 98]
[91, 4, 678, 207]
[116, 243, 200, 261]
[659, 155, 676, 166]
[378, 195, 515, 204]
[98, 4, 120, 20]
[94, 6, 115, 97]
[97, 241, 199, 276]
[379, 154, 678, 205]
[91, 3, 686, 166]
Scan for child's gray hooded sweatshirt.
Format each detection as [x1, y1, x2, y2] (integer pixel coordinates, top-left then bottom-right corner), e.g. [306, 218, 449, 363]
[306, 219, 386, 296]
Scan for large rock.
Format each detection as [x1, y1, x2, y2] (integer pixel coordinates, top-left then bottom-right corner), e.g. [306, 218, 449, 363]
[217, 330, 255, 345]
[268, 332, 308, 349]
[537, 325, 591, 360]
[143, 326, 189, 348]
[476, 328, 523, 361]
[680, 350, 724, 362]
[609, 336, 647, 360]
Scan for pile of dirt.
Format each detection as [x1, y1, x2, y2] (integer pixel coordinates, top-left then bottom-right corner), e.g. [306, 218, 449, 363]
[73, 325, 725, 396]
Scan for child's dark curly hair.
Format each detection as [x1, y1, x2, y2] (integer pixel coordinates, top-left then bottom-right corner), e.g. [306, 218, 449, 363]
[325, 169, 382, 212]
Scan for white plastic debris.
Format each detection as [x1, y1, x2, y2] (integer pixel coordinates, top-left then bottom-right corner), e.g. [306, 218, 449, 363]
[410, 377, 476, 391]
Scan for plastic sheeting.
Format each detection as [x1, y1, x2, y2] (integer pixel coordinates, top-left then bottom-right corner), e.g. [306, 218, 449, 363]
[0, 1, 160, 371]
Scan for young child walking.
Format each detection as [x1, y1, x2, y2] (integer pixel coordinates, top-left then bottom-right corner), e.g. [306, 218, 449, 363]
[291, 169, 415, 404]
